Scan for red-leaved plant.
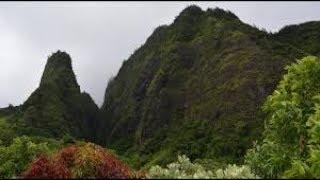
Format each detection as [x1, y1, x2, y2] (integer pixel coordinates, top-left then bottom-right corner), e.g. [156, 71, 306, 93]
[22, 143, 136, 179]
[22, 154, 71, 179]
[55, 145, 78, 168]
[96, 153, 133, 178]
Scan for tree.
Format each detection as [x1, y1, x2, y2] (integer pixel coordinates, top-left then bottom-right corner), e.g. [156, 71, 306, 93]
[245, 56, 320, 178]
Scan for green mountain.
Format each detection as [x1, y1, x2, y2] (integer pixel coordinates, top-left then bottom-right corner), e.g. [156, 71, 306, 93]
[1, 51, 101, 143]
[1, 4, 320, 172]
[100, 5, 319, 167]
[273, 21, 320, 56]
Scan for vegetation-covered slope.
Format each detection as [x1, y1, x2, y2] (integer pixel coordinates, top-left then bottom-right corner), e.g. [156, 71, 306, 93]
[101, 5, 314, 167]
[273, 21, 320, 56]
[0, 51, 101, 143]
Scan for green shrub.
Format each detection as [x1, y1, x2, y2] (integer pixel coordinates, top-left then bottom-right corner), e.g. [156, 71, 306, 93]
[245, 56, 320, 178]
[0, 136, 51, 178]
[62, 133, 76, 145]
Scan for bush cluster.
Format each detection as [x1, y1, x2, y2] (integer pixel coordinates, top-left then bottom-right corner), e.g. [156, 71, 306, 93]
[147, 155, 257, 179]
[22, 142, 135, 179]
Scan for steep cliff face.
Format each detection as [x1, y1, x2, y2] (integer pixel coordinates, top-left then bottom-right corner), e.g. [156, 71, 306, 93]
[101, 5, 310, 166]
[17, 51, 101, 141]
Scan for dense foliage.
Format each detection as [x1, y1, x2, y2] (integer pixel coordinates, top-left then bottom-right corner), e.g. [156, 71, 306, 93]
[245, 56, 320, 178]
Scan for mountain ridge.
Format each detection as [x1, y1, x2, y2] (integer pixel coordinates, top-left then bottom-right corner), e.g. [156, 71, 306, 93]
[100, 5, 318, 168]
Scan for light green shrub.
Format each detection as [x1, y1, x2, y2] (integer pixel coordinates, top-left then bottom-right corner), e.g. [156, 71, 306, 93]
[146, 155, 214, 179]
[215, 164, 258, 179]
[146, 155, 258, 179]
[245, 56, 320, 178]
[0, 136, 50, 178]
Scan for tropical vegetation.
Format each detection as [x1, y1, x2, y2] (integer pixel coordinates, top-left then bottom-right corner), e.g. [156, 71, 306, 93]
[1, 5, 320, 179]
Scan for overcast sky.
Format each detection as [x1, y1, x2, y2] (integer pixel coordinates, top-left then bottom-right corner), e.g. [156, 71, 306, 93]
[0, 1, 320, 108]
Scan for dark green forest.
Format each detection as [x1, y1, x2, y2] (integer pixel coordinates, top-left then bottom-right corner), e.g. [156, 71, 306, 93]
[1, 5, 320, 178]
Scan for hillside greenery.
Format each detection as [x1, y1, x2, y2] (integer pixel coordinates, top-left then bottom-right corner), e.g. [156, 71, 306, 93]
[274, 21, 320, 56]
[101, 5, 311, 168]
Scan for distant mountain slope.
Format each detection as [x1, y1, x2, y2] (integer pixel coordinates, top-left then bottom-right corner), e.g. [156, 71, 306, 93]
[101, 5, 311, 167]
[273, 21, 320, 56]
[2, 51, 101, 143]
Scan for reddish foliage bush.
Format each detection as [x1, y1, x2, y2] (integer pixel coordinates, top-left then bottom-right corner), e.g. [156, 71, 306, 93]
[22, 143, 134, 179]
[22, 154, 71, 179]
[50, 161, 71, 179]
[55, 145, 78, 168]
[96, 153, 133, 178]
